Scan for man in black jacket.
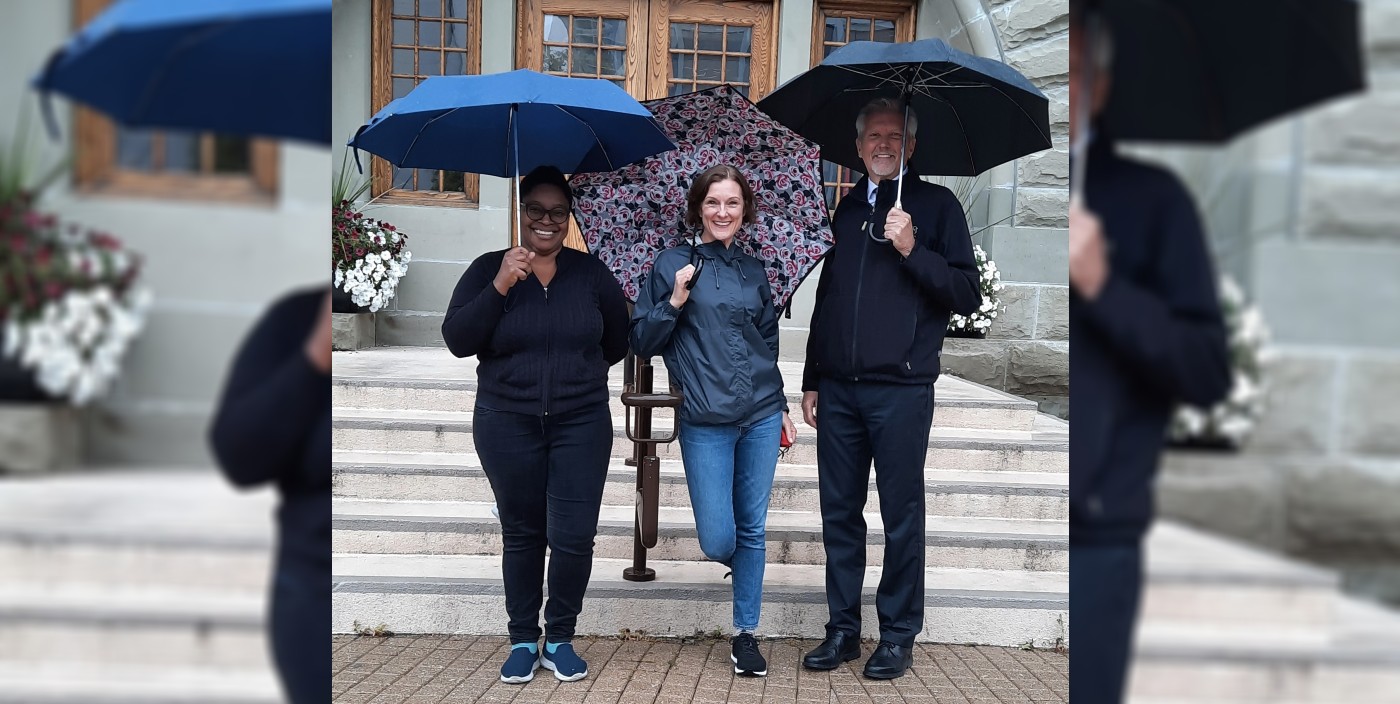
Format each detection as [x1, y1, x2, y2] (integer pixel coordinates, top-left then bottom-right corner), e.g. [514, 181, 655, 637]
[800, 98, 981, 679]
[1069, 7, 1232, 702]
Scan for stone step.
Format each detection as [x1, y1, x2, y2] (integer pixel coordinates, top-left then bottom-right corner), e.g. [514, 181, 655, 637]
[0, 663, 281, 704]
[331, 408, 1069, 472]
[331, 553, 1069, 648]
[331, 347, 1044, 432]
[332, 498, 1068, 572]
[333, 450, 1068, 521]
[1141, 522, 1339, 634]
[0, 587, 268, 671]
[0, 471, 274, 594]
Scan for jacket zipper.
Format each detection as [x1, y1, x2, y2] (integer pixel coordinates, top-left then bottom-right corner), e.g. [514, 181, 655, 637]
[542, 284, 551, 417]
[851, 205, 870, 379]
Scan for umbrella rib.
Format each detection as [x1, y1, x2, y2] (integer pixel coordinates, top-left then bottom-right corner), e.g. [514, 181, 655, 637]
[400, 106, 464, 168]
[552, 104, 616, 172]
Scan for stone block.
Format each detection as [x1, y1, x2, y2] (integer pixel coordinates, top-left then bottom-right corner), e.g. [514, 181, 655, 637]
[1034, 285, 1068, 340]
[1302, 167, 1400, 244]
[1305, 77, 1400, 166]
[1018, 148, 1068, 188]
[1342, 357, 1400, 455]
[1028, 395, 1068, 419]
[940, 339, 1009, 388]
[988, 284, 1037, 340]
[1286, 461, 1400, 558]
[376, 311, 446, 347]
[387, 260, 469, 315]
[991, 0, 1068, 51]
[1015, 187, 1068, 228]
[982, 226, 1067, 285]
[1255, 240, 1400, 348]
[1006, 341, 1068, 397]
[0, 404, 82, 473]
[1157, 451, 1290, 551]
[1247, 355, 1335, 455]
[333, 313, 377, 351]
[1004, 33, 1067, 89]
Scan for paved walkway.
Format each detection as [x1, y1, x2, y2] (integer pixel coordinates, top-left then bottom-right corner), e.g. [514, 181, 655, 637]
[333, 635, 1067, 703]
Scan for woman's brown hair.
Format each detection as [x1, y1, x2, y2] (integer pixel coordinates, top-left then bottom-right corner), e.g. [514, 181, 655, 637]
[685, 164, 758, 230]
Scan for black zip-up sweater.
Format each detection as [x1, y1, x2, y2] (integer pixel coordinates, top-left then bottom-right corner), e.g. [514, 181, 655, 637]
[802, 170, 981, 391]
[1071, 136, 1231, 544]
[442, 246, 630, 416]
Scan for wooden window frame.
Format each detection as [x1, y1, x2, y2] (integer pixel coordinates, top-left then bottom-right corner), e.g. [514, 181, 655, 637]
[371, 0, 483, 207]
[71, 1, 278, 204]
[649, 0, 776, 101]
[812, 0, 915, 211]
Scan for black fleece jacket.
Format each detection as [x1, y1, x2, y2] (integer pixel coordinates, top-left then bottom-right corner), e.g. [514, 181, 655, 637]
[442, 246, 629, 416]
[802, 170, 981, 391]
[1070, 136, 1231, 544]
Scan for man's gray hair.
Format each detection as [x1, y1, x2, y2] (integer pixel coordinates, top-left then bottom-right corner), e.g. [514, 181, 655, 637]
[855, 97, 918, 138]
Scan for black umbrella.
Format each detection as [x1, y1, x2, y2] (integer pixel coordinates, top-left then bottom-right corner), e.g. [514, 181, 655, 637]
[1086, 0, 1365, 143]
[757, 38, 1051, 206]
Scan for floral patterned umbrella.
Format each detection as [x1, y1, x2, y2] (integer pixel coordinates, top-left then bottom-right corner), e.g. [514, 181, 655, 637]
[570, 85, 833, 313]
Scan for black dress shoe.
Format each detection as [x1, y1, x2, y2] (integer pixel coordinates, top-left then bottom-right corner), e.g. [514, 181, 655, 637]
[802, 630, 861, 670]
[862, 641, 913, 679]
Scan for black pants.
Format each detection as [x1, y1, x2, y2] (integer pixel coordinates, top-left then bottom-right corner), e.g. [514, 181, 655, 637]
[1070, 540, 1143, 704]
[816, 378, 934, 646]
[270, 555, 328, 704]
[473, 402, 612, 643]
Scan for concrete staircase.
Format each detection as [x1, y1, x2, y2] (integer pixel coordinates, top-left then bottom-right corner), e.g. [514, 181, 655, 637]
[0, 470, 282, 703]
[332, 346, 1070, 647]
[1130, 521, 1400, 704]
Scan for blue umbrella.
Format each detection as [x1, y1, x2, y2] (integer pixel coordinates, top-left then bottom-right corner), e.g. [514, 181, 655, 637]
[758, 38, 1051, 205]
[347, 69, 676, 178]
[32, 0, 331, 145]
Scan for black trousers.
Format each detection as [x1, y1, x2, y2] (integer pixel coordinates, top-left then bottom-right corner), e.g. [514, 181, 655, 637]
[473, 401, 612, 643]
[1070, 540, 1144, 704]
[816, 378, 934, 647]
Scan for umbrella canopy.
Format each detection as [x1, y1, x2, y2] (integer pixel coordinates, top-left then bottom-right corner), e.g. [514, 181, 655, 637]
[757, 38, 1051, 178]
[347, 69, 675, 178]
[1087, 0, 1365, 142]
[571, 85, 833, 313]
[32, 0, 331, 145]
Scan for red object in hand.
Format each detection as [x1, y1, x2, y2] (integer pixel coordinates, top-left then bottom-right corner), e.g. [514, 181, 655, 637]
[780, 424, 793, 448]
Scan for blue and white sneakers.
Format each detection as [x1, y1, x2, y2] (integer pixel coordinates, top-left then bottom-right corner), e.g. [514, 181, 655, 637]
[540, 642, 588, 682]
[499, 643, 540, 684]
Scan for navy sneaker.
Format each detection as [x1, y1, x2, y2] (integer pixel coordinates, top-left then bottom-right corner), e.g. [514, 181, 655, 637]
[499, 644, 539, 684]
[541, 642, 588, 682]
[731, 632, 767, 676]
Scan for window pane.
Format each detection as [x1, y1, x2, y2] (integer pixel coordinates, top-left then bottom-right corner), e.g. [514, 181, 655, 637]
[824, 186, 836, 209]
[669, 82, 690, 97]
[443, 50, 465, 75]
[444, 22, 467, 49]
[543, 14, 569, 43]
[116, 130, 153, 170]
[600, 49, 625, 77]
[418, 0, 440, 17]
[670, 52, 693, 80]
[419, 20, 440, 47]
[725, 56, 749, 83]
[734, 84, 747, 98]
[393, 18, 414, 45]
[393, 77, 416, 99]
[393, 48, 414, 75]
[543, 45, 568, 73]
[602, 18, 626, 46]
[822, 161, 843, 183]
[573, 16, 597, 45]
[824, 17, 845, 43]
[417, 169, 439, 191]
[823, 44, 836, 58]
[697, 24, 722, 52]
[849, 18, 871, 41]
[874, 19, 896, 42]
[670, 23, 694, 50]
[393, 166, 414, 190]
[163, 132, 198, 172]
[393, 0, 414, 16]
[572, 46, 597, 74]
[611, 79, 625, 89]
[444, 0, 468, 20]
[441, 170, 465, 194]
[419, 50, 441, 75]
[212, 135, 250, 174]
[726, 26, 751, 53]
[696, 53, 721, 81]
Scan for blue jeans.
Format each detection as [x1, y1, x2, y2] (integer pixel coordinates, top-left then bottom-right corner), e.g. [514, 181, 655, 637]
[677, 411, 783, 631]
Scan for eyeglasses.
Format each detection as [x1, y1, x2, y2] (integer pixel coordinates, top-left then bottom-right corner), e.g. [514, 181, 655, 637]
[523, 202, 569, 224]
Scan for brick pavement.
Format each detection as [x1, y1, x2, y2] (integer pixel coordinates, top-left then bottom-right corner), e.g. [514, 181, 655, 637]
[333, 635, 1068, 703]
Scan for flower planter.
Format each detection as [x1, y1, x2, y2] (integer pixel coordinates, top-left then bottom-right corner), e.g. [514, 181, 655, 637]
[945, 328, 987, 339]
[331, 284, 370, 314]
[1166, 436, 1241, 452]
